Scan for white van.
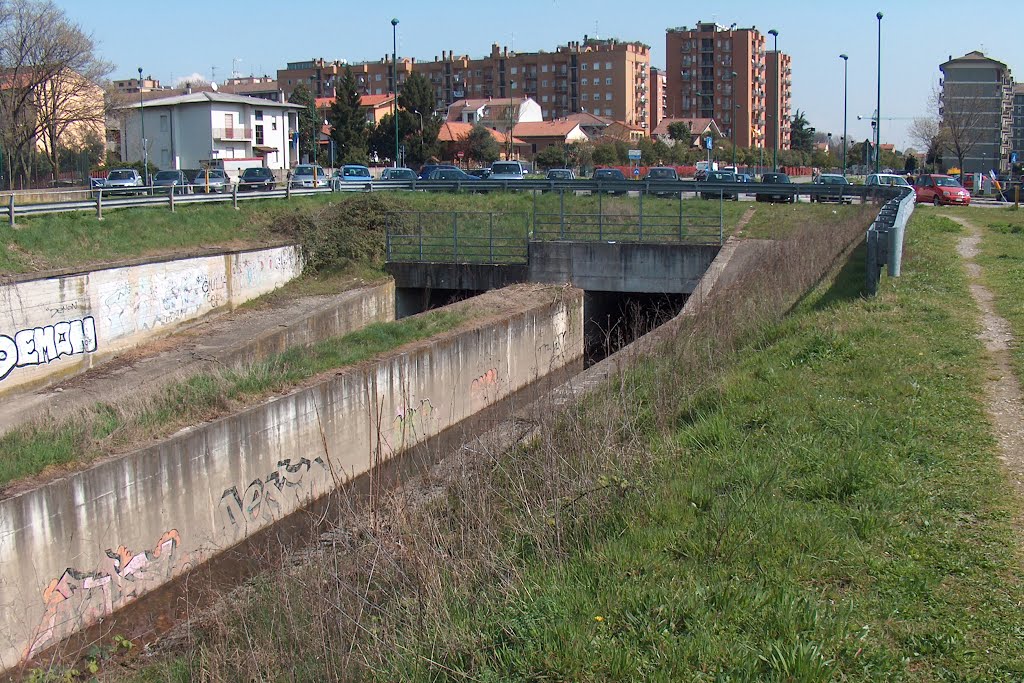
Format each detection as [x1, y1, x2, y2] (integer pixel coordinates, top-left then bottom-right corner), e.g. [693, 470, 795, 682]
[695, 160, 719, 179]
[490, 160, 526, 180]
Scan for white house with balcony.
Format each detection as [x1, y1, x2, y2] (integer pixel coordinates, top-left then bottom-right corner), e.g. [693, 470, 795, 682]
[119, 90, 300, 172]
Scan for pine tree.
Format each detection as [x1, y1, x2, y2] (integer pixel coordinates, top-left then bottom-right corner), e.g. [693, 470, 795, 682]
[327, 67, 369, 164]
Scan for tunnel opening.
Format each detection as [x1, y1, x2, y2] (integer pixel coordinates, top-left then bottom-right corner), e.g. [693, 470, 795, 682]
[395, 287, 485, 318]
[584, 290, 687, 366]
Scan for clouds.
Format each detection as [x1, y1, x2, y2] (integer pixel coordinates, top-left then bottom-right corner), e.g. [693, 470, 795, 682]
[173, 72, 209, 86]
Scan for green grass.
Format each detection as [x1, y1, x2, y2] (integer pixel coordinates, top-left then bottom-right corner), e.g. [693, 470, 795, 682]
[740, 201, 872, 239]
[0, 310, 463, 491]
[1, 191, 753, 274]
[366, 212, 1024, 680]
[969, 206, 1024, 383]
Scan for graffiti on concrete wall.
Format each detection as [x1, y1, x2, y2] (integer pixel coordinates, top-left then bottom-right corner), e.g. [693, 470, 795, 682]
[232, 250, 300, 290]
[0, 316, 97, 382]
[470, 368, 501, 410]
[219, 457, 329, 535]
[386, 398, 436, 454]
[24, 530, 181, 660]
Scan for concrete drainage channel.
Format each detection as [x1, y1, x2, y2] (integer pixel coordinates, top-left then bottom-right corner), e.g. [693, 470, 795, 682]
[2, 224, 862, 675]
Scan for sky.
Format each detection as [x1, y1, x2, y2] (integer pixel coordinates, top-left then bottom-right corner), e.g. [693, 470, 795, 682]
[59, 0, 1021, 151]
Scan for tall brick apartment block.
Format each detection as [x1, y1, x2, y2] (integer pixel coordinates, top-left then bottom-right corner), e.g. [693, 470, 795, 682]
[277, 37, 651, 127]
[665, 22, 791, 150]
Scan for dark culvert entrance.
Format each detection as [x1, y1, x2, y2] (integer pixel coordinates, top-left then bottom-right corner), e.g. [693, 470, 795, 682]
[395, 287, 485, 318]
[584, 291, 687, 366]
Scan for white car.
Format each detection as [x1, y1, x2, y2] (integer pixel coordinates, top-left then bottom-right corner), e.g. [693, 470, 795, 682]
[865, 173, 911, 188]
[489, 161, 525, 180]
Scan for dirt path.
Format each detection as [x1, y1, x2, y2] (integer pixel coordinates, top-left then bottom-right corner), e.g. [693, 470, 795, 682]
[951, 215, 1024, 494]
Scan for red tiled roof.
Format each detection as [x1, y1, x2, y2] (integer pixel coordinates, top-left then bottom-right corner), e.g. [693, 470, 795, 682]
[564, 112, 612, 127]
[360, 93, 394, 107]
[512, 120, 582, 138]
[437, 121, 522, 144]
[652, 117, 717, 137]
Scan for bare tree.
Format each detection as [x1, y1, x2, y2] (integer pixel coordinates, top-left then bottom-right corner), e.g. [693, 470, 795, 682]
[936, 82, 990, 172]
[0, 0, 111, 188]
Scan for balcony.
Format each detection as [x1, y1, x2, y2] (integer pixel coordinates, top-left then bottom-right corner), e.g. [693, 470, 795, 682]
[213, 127, 252, 140]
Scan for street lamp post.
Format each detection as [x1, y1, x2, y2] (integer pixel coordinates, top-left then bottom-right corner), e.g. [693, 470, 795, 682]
[875, 12, 882, 174]
[137, 67, 148, 187]
[840, 54, 849, 176]
[507, 81, 515, 160]
[768, 29, 779, 171]
[391, 18, 399, 169]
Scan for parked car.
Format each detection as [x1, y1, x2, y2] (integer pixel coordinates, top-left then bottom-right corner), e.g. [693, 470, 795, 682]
[102, 168, 144, 195]
[289, 164, 328, 189]
[593, 167, 627, 195]
[191, 168, 230, 193]
[418, 164, 458, 180]
[425, 167, 482, 191]
[490, 160, 526, 181]
[643, 166, 679, 182]
[865, 173, 912, 189]
[914, 174, 971, 206]
[380, 167, 417, 180]
[467, 168, 492, 179]
[811, 173, 852, 203]
[336, 164, 372, 184]
[701, 170, 740, 200]
[152, 169, 192, 195]
[736, 173, 753, 184]
[545, 168, 575, 180]
[755, 172, 794, 203]
[238, 166, 276, 191]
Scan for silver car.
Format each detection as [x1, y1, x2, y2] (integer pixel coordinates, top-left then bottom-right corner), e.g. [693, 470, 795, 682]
[101, 168, 144, 195]
[192, 169, 231, 193]
[289, 164, 328, 189]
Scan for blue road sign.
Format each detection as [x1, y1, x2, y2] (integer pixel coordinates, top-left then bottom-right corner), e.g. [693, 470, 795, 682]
[705, 136, 713, 150]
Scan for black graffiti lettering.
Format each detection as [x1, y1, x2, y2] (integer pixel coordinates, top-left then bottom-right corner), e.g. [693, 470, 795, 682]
[0, 335, 16, 381]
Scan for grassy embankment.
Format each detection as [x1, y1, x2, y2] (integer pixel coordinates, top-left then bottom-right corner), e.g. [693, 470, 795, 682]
[114, 210, 1024, 681]
[0, 309, 462, 492]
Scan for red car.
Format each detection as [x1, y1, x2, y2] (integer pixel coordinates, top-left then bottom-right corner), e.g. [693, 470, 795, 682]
[914, 174, 971, 206]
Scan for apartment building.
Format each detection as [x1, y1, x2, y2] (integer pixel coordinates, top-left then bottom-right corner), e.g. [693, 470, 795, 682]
[112, 76, 169, 94]
[1013, 84, 1024, 167]
[649, 67, 667, 133]
[666, 22, 790, 150]
[765, 50, 792, 152]
[220, 76, 282, 102]
[939, 51, 1013, 173]
[277, 36, 652, 128]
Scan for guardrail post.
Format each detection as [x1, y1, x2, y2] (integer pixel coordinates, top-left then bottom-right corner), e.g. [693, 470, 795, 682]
[232, 183, 239, 210]
[532, 189, 537, 235]
[489, 212, 494, 262]
[719, 189, 724, 244]
[677, 191, 683, 240]
[95, 189, 103, 221]
[286, 182, 291, 200]
[598, 190, 604, 240]
[169, 189, 175, 212]
[8, 193, 15, 228]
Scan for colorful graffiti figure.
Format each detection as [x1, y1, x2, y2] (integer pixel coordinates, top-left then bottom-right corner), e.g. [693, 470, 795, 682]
[24, 530, 180, 661]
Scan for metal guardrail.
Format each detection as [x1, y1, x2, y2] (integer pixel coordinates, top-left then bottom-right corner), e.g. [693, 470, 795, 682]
[5, 177, 901, 233]
[386, 211, 531, 264]
[865, 186, 914, 295]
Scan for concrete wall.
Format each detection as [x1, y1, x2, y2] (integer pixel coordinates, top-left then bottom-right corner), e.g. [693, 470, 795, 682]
[0, 245, 303, 396]
[528, 241, 720, 293]
[0, 286, 584, 670]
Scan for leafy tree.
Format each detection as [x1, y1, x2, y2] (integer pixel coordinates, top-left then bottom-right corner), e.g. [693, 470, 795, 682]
[327, 67, 368, 164]
[667, 121, 691, 143]
[904, 154, 918, 174]
[591, 142, 618, 166]
[566, 140, 593, 175]
[535, 144, 567, 169]
[465, 124, 500, 165]
[398, 72, 440, 166]
[789, 109, 814, 153]
[288, 83, 320, 164]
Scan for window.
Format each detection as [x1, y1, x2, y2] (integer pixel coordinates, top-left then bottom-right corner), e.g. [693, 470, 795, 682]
[511, 66, 518, 74]
[581, 77, 588, 86]
[582, 93, 589, 101]
[605, 62, 612, 69]
[593, 62, 600, 70]
[542, 80, 548, 87]
[542, 64, 548, 72]
[272, 120, 277, 130]
[542, 95, 548, 102]
[375, 74, 381, 81]
[512, 82, 518, 90]
[604, 108, 613, 116]
[605, 77, 612, 85]
[255, 110, 263, 121]
[255, 124, 264, 145]
[606, 92, 613, 101]
[581, 63, 588, 70]
[159, 114, 168, 132]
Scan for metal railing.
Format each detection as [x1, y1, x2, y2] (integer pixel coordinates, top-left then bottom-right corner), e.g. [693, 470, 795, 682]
[4, 177, 901, 230]
[386, 212, 531, 264]
[865, 186, 914, 295]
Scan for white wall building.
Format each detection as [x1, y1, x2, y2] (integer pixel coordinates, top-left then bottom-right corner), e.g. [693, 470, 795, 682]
[119, 91, 300, 172]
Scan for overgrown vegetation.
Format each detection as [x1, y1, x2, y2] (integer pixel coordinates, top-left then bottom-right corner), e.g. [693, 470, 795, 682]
[113, 202, 1024, 681]
[0, 310, 463, 491]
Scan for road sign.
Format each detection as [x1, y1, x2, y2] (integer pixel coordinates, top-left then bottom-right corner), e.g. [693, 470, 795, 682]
[627, 149, 642, 160]
[633, 168, 640, 177]
[704, 136, 713, 150]
[1012, 152, 1019, 164]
